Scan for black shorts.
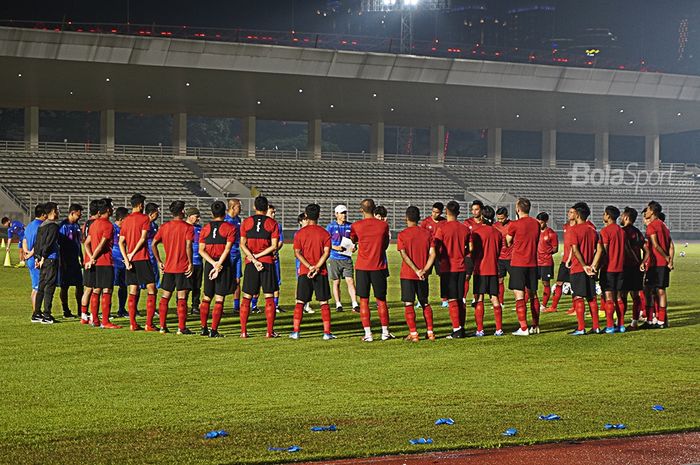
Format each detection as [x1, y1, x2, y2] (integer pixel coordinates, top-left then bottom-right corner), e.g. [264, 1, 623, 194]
[83, 266, 95, 288]
[355, 269, 388, 300]
[497, 259, 511, 279]
[59, 258, 83, 287]
[296, 274, 331, 303]
[508, 266, 538, 292]
[203, 262, 235, 298]
[94, 265, 114, 289]
[538, 265, 555, 281]
[440, 271, 466, 300]
[473, 275, 499, 296]
[646, 266, 670, 290]
[161, 272, 192, 292]
[400, 278, 429, 304]
[242, 262, 279, 295]
[556, 262, 570, 283]
[570, 271, 596, 299]
[126, 260, 155, 286]
[599, 270, 623, 292]
[622, 266, 644, 292]
[464, 256, 474, 277]
[39, 258, 59, 290]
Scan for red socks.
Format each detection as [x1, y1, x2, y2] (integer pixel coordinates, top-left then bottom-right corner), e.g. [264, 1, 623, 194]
[159, 297, 169, 329]
[447, 300, 461, 329]
[474, 301, 485, 332]
[321, 303, 331, 334]
[404, 304, 417, 333]
[550, 284, 563, 310]
[605, 299, 615, 328]
[515, 298, 528, 331]
[498, 282, 505, 305]
[542, 284, 551, 307]
[632, 293, 642, 320]
[588, 298, 600, 330]
[616, 299, 625, 327]
[493, 303, 503, 331]
[657, 306, 667, 324]
[127, 294, 137, 327]
[176, 298, 187, 331]
[574, 297, 586, 331]
[90, 292, 100, 324]
[377, 299, 389, 327]
[530, 295, 540, 326]
[240, 297, 251, 334]
[146, 294, 156, 328]
[293, 302, 304, 332]
[359, 297, 371, 329]
[100, 292, 112, 325]
[422, 304, 434, 332]
[264, 297, 276, 335]
[200, 300, 211, 328]
[211, 301, 223, 331]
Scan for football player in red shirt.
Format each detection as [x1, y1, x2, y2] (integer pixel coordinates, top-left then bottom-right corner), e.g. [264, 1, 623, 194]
[535, 212, 559, 310]
[291, 203, 334, 340]
[620, 207, 646, 329]
[420, 202, 446, 237]
[505, 197, 541, 336]
[463, 200, 484, 303]
[567, 202, 601, 335]
[240, 196, 280, 338]
[434, 201, 471, 339]
[119, 193, 158, 331]
[544, 208, 576, 314]
[79, 200, 99, 324]
[152, 201, 195, 335]
[397, 206, 437, 342]
[642, 201, 674, 328]
[84, 198, 121, 329]
[493, 207, 512, 306]
[350, 199, 391, 342]
[471, 206, 503, 336]
[198, 200, 237, 338]
[591, 206, 626, 333]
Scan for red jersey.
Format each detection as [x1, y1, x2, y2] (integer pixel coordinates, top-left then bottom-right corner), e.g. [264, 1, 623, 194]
[89, 217, 114, 266]
[241, 215, 279, 264]
[350, 217, 390, 271]
[434, 220, 470, 273]
[493, 220, 512, 260]
[471, 223, 502, 276]
[507, 216, 540, 268]
[561, 222, 574, 264]
[600, 223, 625, 273]
[420, 216, 445, 238]
[645, 218, 671, 267]
[622, 224, 644, 267]
[537, 226, 558, 266]
[566, 222, 598, 274]
[82, 218, 96, 263]
[119, 211, 151, 262]
[154, 219, 194, 273]
[200, 220, 236, 260]
[293, 224, 332, 276]
[397, 225, 433, 280]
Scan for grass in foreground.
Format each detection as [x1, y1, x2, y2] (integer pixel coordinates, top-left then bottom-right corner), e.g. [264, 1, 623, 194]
[0, 245, 698, 464]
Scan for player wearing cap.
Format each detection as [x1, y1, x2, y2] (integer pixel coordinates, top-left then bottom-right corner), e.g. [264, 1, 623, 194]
[350, 199, 392, 342]
[326, 204, 359, 313]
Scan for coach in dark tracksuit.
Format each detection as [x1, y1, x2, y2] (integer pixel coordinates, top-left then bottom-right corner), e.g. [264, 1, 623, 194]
[32, 202, 61, 324]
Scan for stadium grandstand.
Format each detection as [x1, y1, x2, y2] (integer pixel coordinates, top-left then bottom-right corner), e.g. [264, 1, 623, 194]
[1, 24, 699, 236]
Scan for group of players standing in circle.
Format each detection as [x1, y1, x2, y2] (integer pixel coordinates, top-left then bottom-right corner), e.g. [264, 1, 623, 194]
[19, 191, 673, 340]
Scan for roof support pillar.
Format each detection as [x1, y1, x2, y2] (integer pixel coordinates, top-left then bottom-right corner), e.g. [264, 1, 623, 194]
[430, 124, 446, 164]
[645, 134, 660, 170]
[172, 112, 187, 157]
[595, 132, 609, 168]
[542, 129, 557, 168]
[370, 121, 384, 163]
[100, 109, 115, 155]
[487, 128, 502, 166]
[24, 105, 39, 151]
[242, 116, 256, 159]
[308, 118, 322, 160]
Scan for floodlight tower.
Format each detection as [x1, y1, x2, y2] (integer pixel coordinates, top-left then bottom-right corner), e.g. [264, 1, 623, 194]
[362, 0, 451, 54]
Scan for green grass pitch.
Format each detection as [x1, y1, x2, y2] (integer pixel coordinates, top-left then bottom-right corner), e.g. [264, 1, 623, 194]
[0, 244, 698, 464]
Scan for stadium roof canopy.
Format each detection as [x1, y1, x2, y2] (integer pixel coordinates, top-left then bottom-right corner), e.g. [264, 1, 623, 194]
[0, 26, 699, 137]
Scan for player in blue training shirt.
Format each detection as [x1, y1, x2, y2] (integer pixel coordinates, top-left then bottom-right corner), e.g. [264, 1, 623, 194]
[144, 202, 161, 289]
[22, 204, 47, 310]
[58, 203, 84, 318]
[225, 199, 242, 313]
[112, 207, 129, 318]
[326, 204, 359, 312]
[186, 207, 203, 314]
[3, 216, 26, 262]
